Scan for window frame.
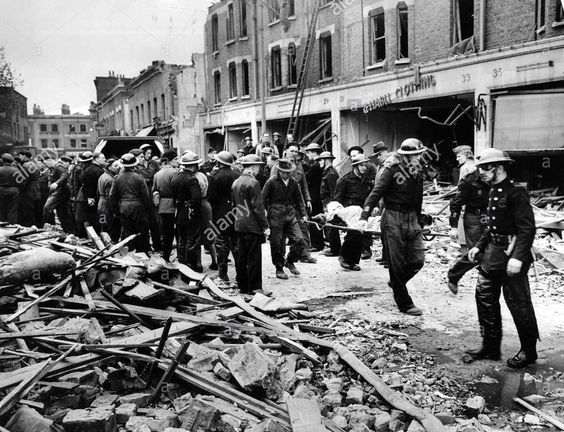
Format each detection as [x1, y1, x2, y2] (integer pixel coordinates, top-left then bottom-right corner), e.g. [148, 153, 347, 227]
[556, 0, 564, 22]
[70, 139, 76, 148]
[79, 124, 87, 133]
[212, 14, 219, 52]
[288, 43, 298, 86]
[369, 9, 386, 64]
[40, 124, 47, 132]
[319, 33, 333, 80]
[51, 124, 58, 132]
[240, 0, 248, 37]
[268, 0, 280, 23]
[214, 71, 222, 105]
[452, 0, 475, 44]
[68, 124, 76, 133]
[227, 3, 235, 41]
[397, 3, 409, 60]
[41, 139, 48, 148]
[271, 46, 282, 88]
[228, 62, 238, 99]
[242, 60, 250, 97]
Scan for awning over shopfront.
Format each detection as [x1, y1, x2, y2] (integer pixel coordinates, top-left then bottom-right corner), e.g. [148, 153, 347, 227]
[493, 91, 564, 151]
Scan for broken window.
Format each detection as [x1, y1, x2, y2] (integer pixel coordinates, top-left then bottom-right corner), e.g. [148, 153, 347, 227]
[288, 43, 297, 85]
[271, 46, 282, 88]
[268, 0, 280, 23]
[369, 9, 386, 64]
[452, 0, 474, 44]
[397, 3, 409, 59]
[228, 62, 237, 99]
[242, 60, 250, 96]
[212, 14, 219, 52]
[227, 3, 235, 40]
[320, 34, 332, 79]
[214, 71, 221, 104]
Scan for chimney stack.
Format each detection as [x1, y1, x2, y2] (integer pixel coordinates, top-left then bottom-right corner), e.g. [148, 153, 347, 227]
[61, 104, 70, 115]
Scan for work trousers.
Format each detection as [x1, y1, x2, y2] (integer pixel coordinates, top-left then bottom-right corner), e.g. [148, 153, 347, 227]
[43, 192, 75, 234]
[340, 230, 364, 265]
[476, 263, 539, 355]
[177, 222, 202, 270]
[383, 209, 425, 312]
[269, 215, 307, 269]
[448, 212, 485, 284]
[159, 213, 176, 261]
[236, 232, 263, 293]
[120, 202, 150, 253]
[380, 210, 388, 260]
[148, 207, 162, 252]
[216, 226, 239, 279]
[18, 193, 38, 227]
[325, 226, 342, 254]
[0, 187, 19, 224]
[75, 201, 98, 238]
[309, 200, 324, 250]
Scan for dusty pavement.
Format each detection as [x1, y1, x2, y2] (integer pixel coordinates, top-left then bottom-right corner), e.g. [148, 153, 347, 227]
[212, 237, 564, 417]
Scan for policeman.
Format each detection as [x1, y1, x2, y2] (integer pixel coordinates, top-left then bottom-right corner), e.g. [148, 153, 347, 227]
[171, 151, 202, 269]
[305, 143, 324, 251]
[97, 158, 121, 242]
[43, 156, 75, 234]
[467, 148, 539, 369]
[358, 138, 428, 316]
[79, 152, 106, 233]
[208, 151, 241, 282]
[231, 154, 270, 294]
[109, 153, 153, 253]
[262, 159, 308, 279]
[0, 153, 20, 224]
[447, 165, 490, 294]
[317, 151, 340, 256]
[16, 150, 40, 227]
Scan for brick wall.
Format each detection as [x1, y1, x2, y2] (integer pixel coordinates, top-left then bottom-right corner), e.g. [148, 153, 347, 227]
[483, 0, 536, 50]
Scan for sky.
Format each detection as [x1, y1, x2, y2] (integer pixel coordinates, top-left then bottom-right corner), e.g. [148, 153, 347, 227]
[0, 0, 210, 115]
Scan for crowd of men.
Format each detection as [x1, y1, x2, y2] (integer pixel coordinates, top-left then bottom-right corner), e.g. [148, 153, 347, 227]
[0, 132, 539, 369]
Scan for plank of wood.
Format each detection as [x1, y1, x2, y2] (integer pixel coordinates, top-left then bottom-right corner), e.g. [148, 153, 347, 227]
[79, 278, 96, 311]
[287, 397, 327, 432]
[514, 397, 564, 430]
[151, 281, 222, 304]
[86, 226, 105, 251]
[0, 329, 80, 340]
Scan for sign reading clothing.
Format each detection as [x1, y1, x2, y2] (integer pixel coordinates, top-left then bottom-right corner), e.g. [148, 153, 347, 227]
[362, 75, 437, 114]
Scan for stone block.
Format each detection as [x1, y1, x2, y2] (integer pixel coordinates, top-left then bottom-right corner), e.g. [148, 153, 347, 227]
[118, 393, 152, 408]
[435, 411, 456, 425]
[389, 409, 409, 432]
[6, 406, 55, 432]
[321, 391, 342, 414]
[62, 408, 116, 432]
[125, 415, 177, 432]
[406, 420, 425, 432]
[246, 419, 287, 432]
[213, 362, 232, 381]
[116, 403, 137, 424]
[349, 410, 374, 430]
[179, 397, 221, 431]
[332, 415, 348, 429]
[91, 392, 119, 408]
[227, 343, 282, 399]
[323, 377, 343, 393]
[345, 386, 364, 405]
[373, 410, 391, 432]
[173, 393, 193, 413]
[465, 396, 486, 417]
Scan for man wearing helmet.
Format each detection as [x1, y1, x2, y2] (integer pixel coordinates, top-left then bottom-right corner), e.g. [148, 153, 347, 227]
[466, 148, 539, 369]
[358, 138, 428, 316]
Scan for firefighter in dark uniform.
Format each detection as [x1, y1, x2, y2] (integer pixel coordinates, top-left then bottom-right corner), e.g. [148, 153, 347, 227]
[79, 152, 106, 234]
[43, 156, 75, 234]
[16, 150, 40, 227]
[74, 151, 93, 237]
[208, 151, 241, 282]
[109, 153, 153, 253]
[447, 168, 490, 294]
[0, 153, 20, 224]
[262, 159, 308, 280]
[171, 151, 202, 269]
[317, 151, 341, 256]
[466, 148, 539, 369]
[305, 143, 324, 251]
[231, 154, 270, 294]
[359, 138, 428, 316]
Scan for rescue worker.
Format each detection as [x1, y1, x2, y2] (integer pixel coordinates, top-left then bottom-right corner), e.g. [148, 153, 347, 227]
[208, 151, 241, 282]
[262, 158, 308, 280]
[137, 144, 162, 251]
[466, 148, 539, 369]
[358, 138, 428, 316]
[270, 144, 316, 263]
[200, 148, 217, 175]
[242, 136, 255, 155]
[109, 153, 153, 253]
[36, 157, 50, 228]
[16, 150, 40, 227]
[43, 156, 75, 234]
[195, 163, 218, 271]
[372, 142, 393, 266]
[171, 151, 202, 269]
[305, 143, 324, 251]
[97, 158, 121, 242]
[231, 154, 270, 294]
[317, 151, 341, 256]
[255, 134, 280, 158]
[273, 131, 284, 157]
[152, 150, 180, 262]
[256, 146, 272, 187]
[453, 144, 475, 181]
[447, 164, 490, 294]
[78, 152, 106, 235]
[334, 155, 375, 258]
[348, 146, 377, 181]
[74, 151, 93, 237]
[0, 153, 20, 224]
[69, 153, 87, 227]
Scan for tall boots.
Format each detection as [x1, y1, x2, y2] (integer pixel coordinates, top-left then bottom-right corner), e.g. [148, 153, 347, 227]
[507, 336, 537, 368]
[463, 338, 501, 363]
[464, 337, 538, 368]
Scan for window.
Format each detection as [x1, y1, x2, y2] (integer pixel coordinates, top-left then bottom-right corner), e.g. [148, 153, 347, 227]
[161, 94, 166, 117]
[130, 110, 134, 130]
[271, 46, 282, 88]
[319, 34, 332, 79]
[147, 101, 151, 122]
[370, 10, 386, 63]
[81, 139, 88, 148]
[242, 60, 250, 96]
[52, 139, 59, 147]
[537, 0, 546, 29]
[240, 0, 248, 36]
[268, 0, 280, 22]
[453, 0, 474, 44]
[153, 97, 158, 118]
[288, 43, 297, 85]
[69, 124, 76, 133]
[40, 124, 47, 132]
[214, 71, 222, 104]
[557, 0, 564, 22]
[212, 14, 219, 52]
[285, 0, 295, 16]
[136, 106, 140, 128]
[228, 62, 238, 98]
[80, 124, 86, 132]
[227, 3, 235, 40]
[397, 3, 409, 59]
[51, 124, 58, 132]
[141, 104, 145, 125]
[41, 139, 48, 148]
[70, 139, 76, 148]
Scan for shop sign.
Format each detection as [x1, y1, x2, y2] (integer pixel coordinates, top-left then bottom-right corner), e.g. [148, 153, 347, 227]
[362, 75, 437, 113]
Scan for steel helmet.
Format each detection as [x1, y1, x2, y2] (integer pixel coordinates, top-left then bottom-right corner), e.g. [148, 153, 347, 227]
[240, 154, 264, 165]
[215, 150, 234, 166]
[475, 148, 513, 166]
[315, 151, 336, 161]
[120, 153, 138, 167]
[351, 155, 369, 166]
[305, 143, 322, 152]
[179, 151, 200, 166]
[397, 138, 427, 155]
